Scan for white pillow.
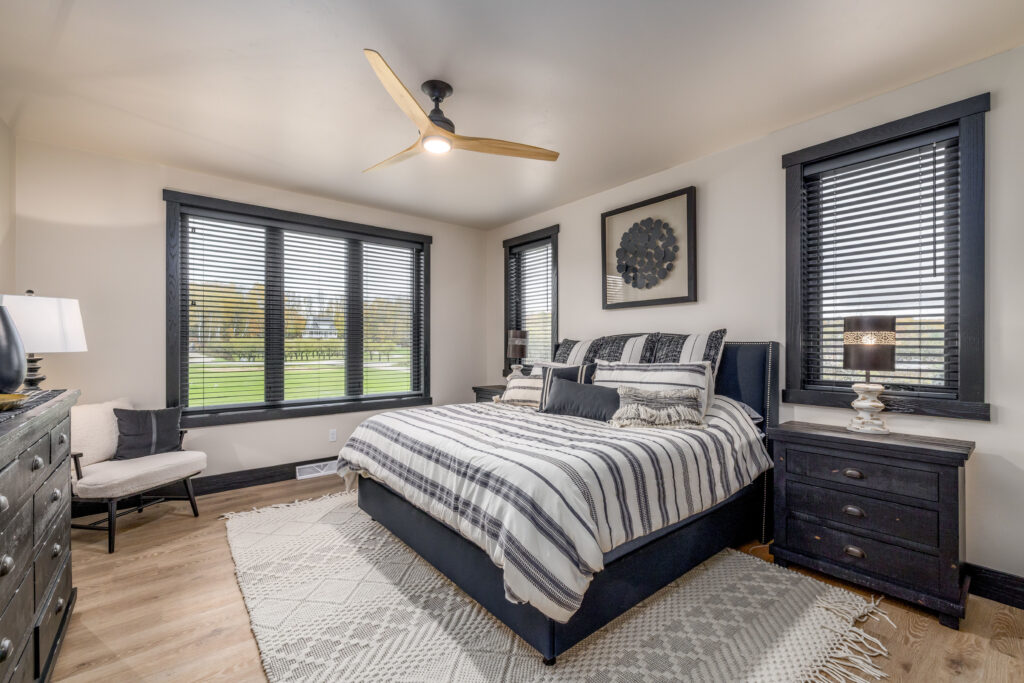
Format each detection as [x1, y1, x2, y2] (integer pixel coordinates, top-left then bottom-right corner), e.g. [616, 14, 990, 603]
[494, 376, 543, 409]
[71, 398, 133, 469]
[593, 361, 715, 416]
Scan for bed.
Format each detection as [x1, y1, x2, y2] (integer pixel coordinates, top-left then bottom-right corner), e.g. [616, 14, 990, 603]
[341, 341, 779, 664]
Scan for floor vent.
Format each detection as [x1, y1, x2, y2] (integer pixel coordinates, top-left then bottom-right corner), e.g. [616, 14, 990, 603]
[296, 460, 339, 480]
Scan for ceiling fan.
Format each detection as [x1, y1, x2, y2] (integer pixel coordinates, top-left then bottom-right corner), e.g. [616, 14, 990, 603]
[362, 49, 560, 172]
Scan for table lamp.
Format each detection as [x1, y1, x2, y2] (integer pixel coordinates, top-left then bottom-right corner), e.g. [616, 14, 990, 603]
[843, 315, 896, 434]
[0, 291, 87, 390]
[506, 330, 528, 379]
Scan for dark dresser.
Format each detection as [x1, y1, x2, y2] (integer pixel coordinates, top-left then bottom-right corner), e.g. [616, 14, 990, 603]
[769, 421, 972, 628]
[0, 390, 79, 682]
[472, 385, 505, 403]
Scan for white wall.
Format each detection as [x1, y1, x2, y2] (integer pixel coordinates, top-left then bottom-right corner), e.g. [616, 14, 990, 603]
[0, 120, 13, 292]
[484, 47, 1024, 576]
[12, 139, 485, 476]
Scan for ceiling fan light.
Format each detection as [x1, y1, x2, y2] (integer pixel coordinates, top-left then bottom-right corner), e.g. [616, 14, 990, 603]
[422, 135, 452, 154]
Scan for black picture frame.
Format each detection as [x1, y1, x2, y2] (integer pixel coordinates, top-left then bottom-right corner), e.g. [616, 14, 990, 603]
[601, 186, 696, 309]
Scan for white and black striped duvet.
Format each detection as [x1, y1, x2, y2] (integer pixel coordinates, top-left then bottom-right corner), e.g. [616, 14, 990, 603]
[337, 395, 771, 623]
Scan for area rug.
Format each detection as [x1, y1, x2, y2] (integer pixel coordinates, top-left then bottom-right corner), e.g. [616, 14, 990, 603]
[224, 491, 894, 683]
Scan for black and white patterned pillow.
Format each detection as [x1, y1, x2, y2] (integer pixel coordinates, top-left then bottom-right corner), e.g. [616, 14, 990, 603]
[592, 360, 715, 416]
[609, 387, 705, 429]
[494, 375, 543, 408]
[538, 364, 596, 409]
[553, 334, 656, 365]
[651, 329, 727, 375]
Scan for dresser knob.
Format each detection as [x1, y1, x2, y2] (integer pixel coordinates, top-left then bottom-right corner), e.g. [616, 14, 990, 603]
[0, 495, 7, 513]
[51, 488, 62, 502]
[52, 543, 62, 557]
[842, 505, 865, 518]
[0, 555, 13, 576]
[0, 638, 10, 661]
[842, 468, 864, 480]
[31, 455, 45, 471]
[55, 597, 65, 614]
[58, 433, 67, 445]
[843, 544, 866, 559]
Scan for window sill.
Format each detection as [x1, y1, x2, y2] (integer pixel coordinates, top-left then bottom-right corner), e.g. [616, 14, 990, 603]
[783, 389, 990, 422]
[179, 395, 433, 428]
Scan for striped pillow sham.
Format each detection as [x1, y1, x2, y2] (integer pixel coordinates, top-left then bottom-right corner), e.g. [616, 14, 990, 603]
[494, 375, 543, 408]
[650, 329, 727, 374]
[538, 364, 596, 409]
[552, 330, 727, 375]
[593, 360, 715, 416]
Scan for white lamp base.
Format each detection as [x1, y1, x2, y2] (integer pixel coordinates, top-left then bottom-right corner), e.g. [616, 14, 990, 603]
[506, 364, 525, 382]
[847, 382, 890, 434]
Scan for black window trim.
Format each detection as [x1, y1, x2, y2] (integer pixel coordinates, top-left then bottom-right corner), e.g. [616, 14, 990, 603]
[503, 224, 559, 375]
[164, 190, 432, 427]
[782, 93, 990, 421]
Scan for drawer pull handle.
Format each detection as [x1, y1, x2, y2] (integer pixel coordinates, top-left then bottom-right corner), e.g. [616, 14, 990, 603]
[0, 555, 13, 576]
[843, 468, 864, 480]
[844, 545, 866, 559]
[0, 495, 7, 513]
[52, 543, 62, 557]
[842, 505, 865, 518]
[58, 433, 67, 445]
[51, 488, 62, 502]
[55, 597, 65, 614]
[31, 455, 45, 471]
[0, 638, 10, 661]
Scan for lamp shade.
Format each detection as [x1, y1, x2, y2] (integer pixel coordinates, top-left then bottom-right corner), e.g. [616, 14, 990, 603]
[0, 294, 87, 353]
[843, 315, 895, 372]
[506, 330, 528, 360]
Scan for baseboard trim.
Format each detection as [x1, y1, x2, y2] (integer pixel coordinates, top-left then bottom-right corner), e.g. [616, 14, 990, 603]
[191, 457, 337, 496]
[966, 563, 1024, 610]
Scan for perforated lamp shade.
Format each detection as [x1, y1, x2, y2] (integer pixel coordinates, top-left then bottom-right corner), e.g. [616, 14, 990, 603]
[842, 315, 895, 373]
[0, 294, 87, 353]
[506, 330, 528, 361]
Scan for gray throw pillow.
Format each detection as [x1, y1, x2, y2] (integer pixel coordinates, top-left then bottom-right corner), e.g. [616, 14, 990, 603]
[541, 377, 620, 421]
[113, 407, 182, 460]
[609, 387, 705, 429]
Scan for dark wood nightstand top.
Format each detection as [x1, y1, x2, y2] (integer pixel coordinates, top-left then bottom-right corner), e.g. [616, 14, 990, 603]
[768, 421, 973, 466]
[472, 384, 506, 394]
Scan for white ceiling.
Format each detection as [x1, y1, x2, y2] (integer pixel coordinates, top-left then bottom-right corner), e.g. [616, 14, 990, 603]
[2, 1, 1023, 228]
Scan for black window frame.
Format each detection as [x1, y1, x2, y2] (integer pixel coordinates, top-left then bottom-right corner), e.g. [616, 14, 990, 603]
[782, 94, 990, 421]
[165, 190, 432, 427]
[503, 225, 559, 375]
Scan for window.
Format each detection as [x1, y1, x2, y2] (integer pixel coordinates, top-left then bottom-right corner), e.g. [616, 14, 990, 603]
[782, 94, 989, 420]
[165, 191, 430, 426]
[504, 225, 558, 372]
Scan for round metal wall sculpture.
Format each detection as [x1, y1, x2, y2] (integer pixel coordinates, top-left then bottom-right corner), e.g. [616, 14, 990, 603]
[615, 217, 678, 289]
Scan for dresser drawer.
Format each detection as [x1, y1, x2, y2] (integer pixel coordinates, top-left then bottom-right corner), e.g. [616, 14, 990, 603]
[786, 448, 938, 502]
[787, 517, 938, 588]
[34, 505, 70, 606]
[0, 435, 51, 529]
[33, 458, 70, 543]
[34, 555, 71, 674]
[6, 636, 33, 683]
[0, 571, 33, 683]
[49, 417, 71, 465]
[786, 480, 939, 547]
[0, 500, 33, 612]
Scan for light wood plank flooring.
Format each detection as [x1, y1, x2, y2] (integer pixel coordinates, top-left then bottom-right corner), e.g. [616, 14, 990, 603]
[55, 478, 1024, 682]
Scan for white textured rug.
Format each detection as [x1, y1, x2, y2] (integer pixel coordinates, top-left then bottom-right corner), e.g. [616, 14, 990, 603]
[224, 492, 894, 683]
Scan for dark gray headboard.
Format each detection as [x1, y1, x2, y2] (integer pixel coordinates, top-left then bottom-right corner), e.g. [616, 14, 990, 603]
[714, 342, 780, 428]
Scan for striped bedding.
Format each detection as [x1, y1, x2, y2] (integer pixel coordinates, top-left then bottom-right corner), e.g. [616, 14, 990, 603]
[336, 395, 771, 623]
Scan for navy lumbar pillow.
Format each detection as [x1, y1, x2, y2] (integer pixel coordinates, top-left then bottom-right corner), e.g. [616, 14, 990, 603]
[538, 363, 596, 410]
[541, 376, 620, 421]
[113, 407, 182, 460]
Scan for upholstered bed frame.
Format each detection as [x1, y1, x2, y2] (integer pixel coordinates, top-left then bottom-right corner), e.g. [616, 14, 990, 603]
[358, 341, 780, 664]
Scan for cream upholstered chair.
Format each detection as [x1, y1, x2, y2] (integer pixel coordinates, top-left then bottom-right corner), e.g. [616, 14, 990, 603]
[69, 399, 207, 552]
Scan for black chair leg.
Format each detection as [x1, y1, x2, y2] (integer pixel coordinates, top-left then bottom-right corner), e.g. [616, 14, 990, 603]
[107, 500, 117, 553]
[183, 478, 199, 517]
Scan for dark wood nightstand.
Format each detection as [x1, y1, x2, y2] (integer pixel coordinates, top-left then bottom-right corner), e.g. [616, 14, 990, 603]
[768, 421, 973, 629]
[472, 384, 506, 403]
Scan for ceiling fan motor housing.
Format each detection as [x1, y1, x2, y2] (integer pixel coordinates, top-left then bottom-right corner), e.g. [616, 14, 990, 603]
[422, 79, 455, 132]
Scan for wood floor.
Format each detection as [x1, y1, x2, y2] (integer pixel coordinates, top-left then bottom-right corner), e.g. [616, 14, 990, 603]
[54, 477, 1024, 682]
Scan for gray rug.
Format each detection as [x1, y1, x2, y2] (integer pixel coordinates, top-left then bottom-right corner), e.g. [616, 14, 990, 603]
[224, 491, 893, 682]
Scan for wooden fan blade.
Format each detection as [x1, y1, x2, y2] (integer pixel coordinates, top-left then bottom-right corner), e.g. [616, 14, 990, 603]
[363, 140, 422, 172]
[364, 49, 432, 132]
[452, 134, 559, 161]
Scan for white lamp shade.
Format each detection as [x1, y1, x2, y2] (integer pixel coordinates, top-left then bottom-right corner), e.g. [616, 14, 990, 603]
[0, 295, 87, 353]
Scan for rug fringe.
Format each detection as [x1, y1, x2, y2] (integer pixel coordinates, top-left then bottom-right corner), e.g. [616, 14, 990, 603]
[805, 591, 895, 682]
[220, 490, 355, 520]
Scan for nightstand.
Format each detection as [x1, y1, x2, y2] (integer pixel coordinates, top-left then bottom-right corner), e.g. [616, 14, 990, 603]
[472, 384, 506, 403]
[768, 421, 973, 629]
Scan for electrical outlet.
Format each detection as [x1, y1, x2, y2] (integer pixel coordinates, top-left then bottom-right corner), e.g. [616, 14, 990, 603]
[328, 429, 337, 442]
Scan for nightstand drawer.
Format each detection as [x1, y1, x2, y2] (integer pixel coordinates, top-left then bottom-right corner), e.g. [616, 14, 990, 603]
[787, 518, 938, 588]
[787, 481, 939, 546]
[786, 448, 938, 502]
